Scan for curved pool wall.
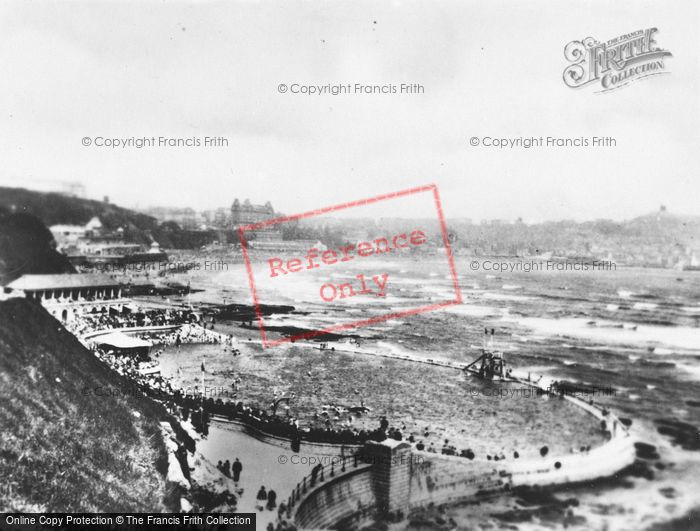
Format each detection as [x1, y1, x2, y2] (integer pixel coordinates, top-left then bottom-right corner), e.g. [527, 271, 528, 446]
[81, 324, 637, 529]
[286, 371, 637, 530]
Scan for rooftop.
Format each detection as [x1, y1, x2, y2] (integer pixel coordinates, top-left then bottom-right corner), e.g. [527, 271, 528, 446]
[95, 331, 152, 350]
[7, 274, 121, 291]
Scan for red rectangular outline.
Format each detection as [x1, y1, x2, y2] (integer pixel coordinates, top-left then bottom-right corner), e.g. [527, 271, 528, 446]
[238, 184, 463, 347]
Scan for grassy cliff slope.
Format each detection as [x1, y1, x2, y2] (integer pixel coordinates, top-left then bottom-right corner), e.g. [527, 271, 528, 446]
[0, 298, 172, 512]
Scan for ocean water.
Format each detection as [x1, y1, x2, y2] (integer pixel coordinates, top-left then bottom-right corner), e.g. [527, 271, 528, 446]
[170, 257, 700, 529]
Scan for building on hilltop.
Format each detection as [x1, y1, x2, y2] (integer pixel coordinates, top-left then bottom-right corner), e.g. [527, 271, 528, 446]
[231, 198, 283, 244]
[202, 207, 230, 229]
[50, 217, 166, 266]
[231, 199, 275, 226]
[141, 206, 203, 230]
[50, 216, 106, 251]
[84, 216, 104, 235]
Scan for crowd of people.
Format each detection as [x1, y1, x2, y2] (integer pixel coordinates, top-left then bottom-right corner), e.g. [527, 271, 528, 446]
[92, 348, 177, 399]
[67, 307, 199, 337]
[140, 322, 238, 350]
[70, 301, 568, 529]
[91, 342, 400, 451]
[92, 345, 538, 476]
[90, 337, 483, 458]
[91, 338, 578, 472]
[69, 303, 514, 463]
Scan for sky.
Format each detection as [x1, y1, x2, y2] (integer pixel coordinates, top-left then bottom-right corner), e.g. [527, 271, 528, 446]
[0, 0, 698, 222]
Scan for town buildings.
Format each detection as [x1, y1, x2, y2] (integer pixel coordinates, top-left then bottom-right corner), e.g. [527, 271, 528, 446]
[50, 217, 167, 266]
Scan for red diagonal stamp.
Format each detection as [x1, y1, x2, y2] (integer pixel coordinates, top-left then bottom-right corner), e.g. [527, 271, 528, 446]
[239, 184, 462, 347]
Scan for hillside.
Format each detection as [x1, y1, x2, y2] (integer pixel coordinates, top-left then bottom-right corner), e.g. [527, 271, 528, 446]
[0, 298, 173, 512]
[0, 187, 222, 249]
[0, 210, 75, 284]
[0, 186, 160, 237]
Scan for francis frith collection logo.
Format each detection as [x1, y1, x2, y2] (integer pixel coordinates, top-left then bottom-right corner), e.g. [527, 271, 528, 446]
[563, 28, 672, 92]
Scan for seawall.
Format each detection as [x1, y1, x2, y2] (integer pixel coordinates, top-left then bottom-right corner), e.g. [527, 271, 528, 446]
[284, 367, 638, 530]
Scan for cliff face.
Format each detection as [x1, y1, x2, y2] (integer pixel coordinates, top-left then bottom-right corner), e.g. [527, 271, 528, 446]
[0, 210, 75, 284]
[0, 298, 171, 512]
[0, 187, 225, 249]
[0, 187, 159, 235]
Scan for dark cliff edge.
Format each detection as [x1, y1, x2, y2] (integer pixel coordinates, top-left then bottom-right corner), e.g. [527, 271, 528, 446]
[0, 187, 228, 250]
[0, 298, 176, 512]
[0, 209, 76, 285]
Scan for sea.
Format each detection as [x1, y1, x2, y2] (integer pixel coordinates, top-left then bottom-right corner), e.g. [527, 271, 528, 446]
[160, 255, 700, 530]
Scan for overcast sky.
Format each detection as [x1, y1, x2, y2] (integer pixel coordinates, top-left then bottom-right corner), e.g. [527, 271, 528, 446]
[0, 0, 698, 222]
